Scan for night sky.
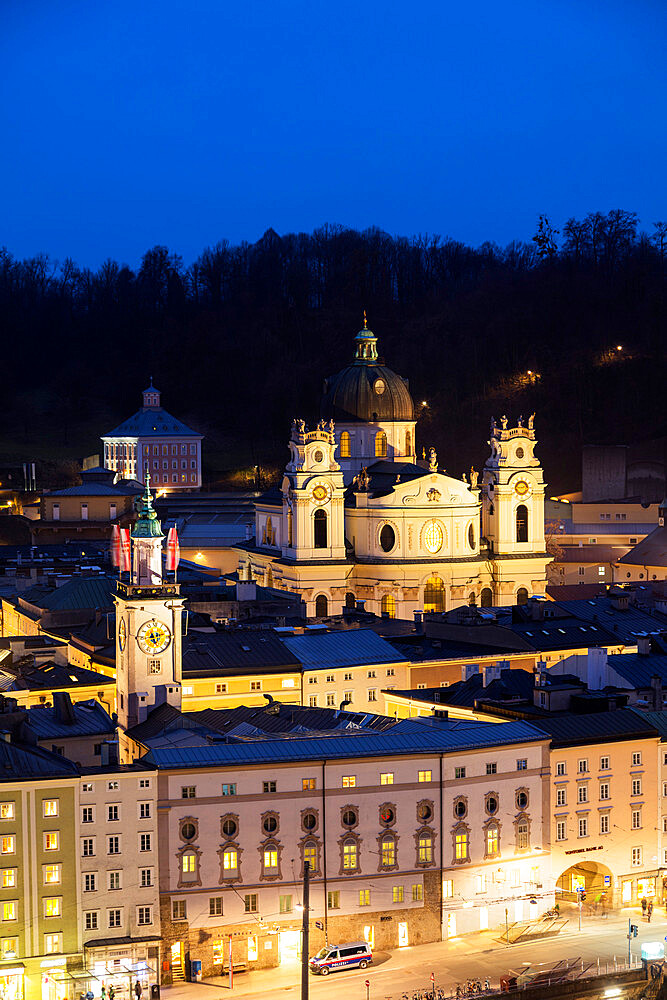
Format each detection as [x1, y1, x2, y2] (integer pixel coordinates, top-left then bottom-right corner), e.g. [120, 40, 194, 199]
[2, 0, 665, 267]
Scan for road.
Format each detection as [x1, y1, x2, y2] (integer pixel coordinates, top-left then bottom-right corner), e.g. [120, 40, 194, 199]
[164, 908, 661, 1000]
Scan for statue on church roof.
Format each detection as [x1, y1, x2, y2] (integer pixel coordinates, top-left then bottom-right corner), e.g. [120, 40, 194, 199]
[501, 415, 508, 429]
[429, 447, 438, 473]
[470, 467, 479, 489]
[528, 412, 535, 430]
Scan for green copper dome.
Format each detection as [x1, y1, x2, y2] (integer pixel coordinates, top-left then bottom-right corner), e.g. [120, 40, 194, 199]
[131, 474, 164, 538]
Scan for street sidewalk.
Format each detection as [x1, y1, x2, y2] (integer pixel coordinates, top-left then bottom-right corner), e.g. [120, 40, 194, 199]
[160, 905, 664, 1000]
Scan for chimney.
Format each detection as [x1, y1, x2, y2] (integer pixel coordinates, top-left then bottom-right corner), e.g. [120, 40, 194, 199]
[414, 610, 424, 634]
[636, 634, 651, 656]
[100, 740, 119, 766]
[461, 663, 479, 682]
[651, 675, 664, 711]
[52, 691, 76, 726]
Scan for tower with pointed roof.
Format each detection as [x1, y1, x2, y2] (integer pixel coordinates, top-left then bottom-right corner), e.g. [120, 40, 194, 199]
[321, 317, 416, 484]
[114, 476, 184, 729]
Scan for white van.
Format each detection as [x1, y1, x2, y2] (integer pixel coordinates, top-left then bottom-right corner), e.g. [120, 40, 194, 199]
[309, 941, 372, 975]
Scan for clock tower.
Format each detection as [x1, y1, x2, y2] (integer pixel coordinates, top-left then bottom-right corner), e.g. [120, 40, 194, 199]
[482, 415, 546, 556]
[115, 475, 184, 730]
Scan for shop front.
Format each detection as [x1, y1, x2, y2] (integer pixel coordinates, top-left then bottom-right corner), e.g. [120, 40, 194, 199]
[0, 964, 25, 1000]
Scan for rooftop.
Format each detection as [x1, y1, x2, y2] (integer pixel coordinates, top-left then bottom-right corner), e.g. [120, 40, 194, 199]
[530, 707, 659, 747]
[102, 405, 202, 440]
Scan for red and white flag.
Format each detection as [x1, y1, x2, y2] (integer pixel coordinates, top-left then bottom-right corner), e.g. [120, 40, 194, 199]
[119, 528, 131, 573]
[166, 526, 180, 573]
[110, 524, 121, 568]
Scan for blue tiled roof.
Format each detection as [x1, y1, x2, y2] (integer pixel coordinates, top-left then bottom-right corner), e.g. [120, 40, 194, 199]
[142, 716, 545, 768]
[47, 483, 139, 497]
[0, 741, 79, 780]
[530, 708, 659, 746]
[608, 652, 667, 689]
[26, 699, 115, 738]
[102, 407, 201, 439]
[554, 597, 667, 644]
[281, 628, 406, 669]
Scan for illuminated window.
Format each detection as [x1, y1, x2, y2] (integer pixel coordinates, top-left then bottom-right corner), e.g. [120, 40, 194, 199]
[419, 835, 433, 863]
[44, 933, 62, 953]
[455, 832, 468, 861]
[44, 897, 61, 918]
[223, 850, 237, 872]
[486, 826, 499, 855]
[375, 432, 387, 458]
[43, 865, 61, 885]
[380, 772, 394, 785]
[263, 850, 278, 870]
[418, 770, 432, 783]
[181, 853, 196, 874]
[343, 841, 358, 869]
[340, 431, 351, 458]
[381, 836, 396, 866]
[342, 775, 356, 788]
[2, 902, 16, 921]
[1, 870, 15, 888]
[0, 837, 15, 855]
[359, 889, 370, 906]
[423, 521, 444, 555]
[412, 883, 423, 901]
[0, 804, 14, 821]
[381, 594, 396, 618]
[303, 843, 317, 870]
[424, 575, 445, 612]
[405, 430, 412, 455]
[302, 778, 316, 791]
[392, 885, 404, 903]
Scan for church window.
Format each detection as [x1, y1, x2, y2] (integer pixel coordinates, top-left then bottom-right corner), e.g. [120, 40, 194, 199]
[468, 592, 476, 605]
[315, 594, 328, 617]
[314, 450, 324, 463]
[424, 575, 445, 613]
[345, 592, 355, 609]
[422, 520, 444, 554]
[468, 523, 475, 549]
[381, 594, 396, 619]
[379, 524, 396, 552]
[516, 505, 528, 543]
[481, 588, 493, 608]
[287, 508, 293, 546]
[148, 660, 161, 674]
[340, 431, 351, 458]
[516, 587, 529, 606]
[375, 432, 387, 458]
[516, 447, 524, 459]
[313, 509, 327, 548]
[406, 430, 412, 456]
[266, 517, 273, 545]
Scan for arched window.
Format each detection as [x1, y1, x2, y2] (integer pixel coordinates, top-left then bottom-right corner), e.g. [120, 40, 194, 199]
[480, 588, 493, 608]
[468, 592, 476, 606]
[516, 504, 528, 543]
[266, 567, 273, 588]
[405, 430, 412, 456]
[222, 847, 238, 873]
[313, 508, 327, 548]
[315, 594, 328, 617]
[345, 591, 356, 609]
[485, 824, 499, 857]
[339, 431, 351, 458]
[424, 575, 445, 613]
[381, 594, 396, 619]
[375, 431, 387, 458]
[381, 835, 396, 867]
[468, 522, 475, 549]
[266, 516, 273, 545]
[516, 587, 529, 606]
[342, 839, 358, 870]
[181, 851, 198, 881]
[287, 507, 293, 546]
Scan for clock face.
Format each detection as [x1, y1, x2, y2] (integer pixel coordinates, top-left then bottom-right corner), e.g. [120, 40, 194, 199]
[514, 480, 530, 497]
[118, 617, 127, 652]
[312, 484, 329, 502]
[136, 618, 172, 655]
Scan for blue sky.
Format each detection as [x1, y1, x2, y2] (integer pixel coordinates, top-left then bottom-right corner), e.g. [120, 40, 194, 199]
[1, 0, 665, 267]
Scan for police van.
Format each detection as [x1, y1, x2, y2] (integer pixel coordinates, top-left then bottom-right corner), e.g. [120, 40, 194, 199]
[309, 941, 372, 975]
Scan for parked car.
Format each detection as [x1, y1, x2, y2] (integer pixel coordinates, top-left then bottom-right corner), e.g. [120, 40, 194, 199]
[309, 941, 373, 975]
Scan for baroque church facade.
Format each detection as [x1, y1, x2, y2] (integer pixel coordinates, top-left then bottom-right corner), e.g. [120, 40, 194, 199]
[236, 322, 550, 618]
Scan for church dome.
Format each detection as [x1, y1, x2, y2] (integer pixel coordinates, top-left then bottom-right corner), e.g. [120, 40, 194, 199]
[321, 320, 414, 423]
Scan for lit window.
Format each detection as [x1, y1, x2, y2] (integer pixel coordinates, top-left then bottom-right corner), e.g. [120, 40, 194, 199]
[2, 902, 16, 921]
[340, 431, 351, 458]
[418, 771, 432, 783]
[412, 884, 423, 901]
[359, 889, 370, 906]
[443, 880, 453, 898]
[0, 805, 14, 821]
[380, 772, 394, 785]
[44, 898, 61, 918]
[486, 826, 499, 855]
[381, 836, 396, 866]
[44, 933, 62, 953]
[0, 837, 15, 855]
[343, 842, 358, 869]
[420, 835, 434, 863]
[182, 854, 196, 874]
[392, 886, 404, 903]
[223, 850, 238, 872]
[43, 865, 61, 885]
[302, 778, 316, 791]
[43, 800, 58, 818]
[263, 850, 278, 870]
[342, 776, 356, 788]
[454, 833, 467, 861]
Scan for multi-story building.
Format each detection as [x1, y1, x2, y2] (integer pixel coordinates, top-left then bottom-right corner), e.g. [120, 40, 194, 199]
[531, 711, 661, 909]
[102, 384, 203, 491]
[144, 716, 552, 980]
[35, 468, 140, 544]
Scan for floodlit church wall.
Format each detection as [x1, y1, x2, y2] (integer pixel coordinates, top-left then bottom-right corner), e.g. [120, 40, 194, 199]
[335, 420, 417, 481]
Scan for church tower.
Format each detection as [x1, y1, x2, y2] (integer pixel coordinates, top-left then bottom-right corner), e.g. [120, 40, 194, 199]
[482, 415, 546, 556]
[114, 475, 184, 729]
[281, 419, 346, 562]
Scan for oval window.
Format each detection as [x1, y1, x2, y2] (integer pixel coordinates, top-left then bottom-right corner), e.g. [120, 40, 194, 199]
[380, 806, 394, 825]
[181, 822, 196, 841]
[417, 802, 432, 822]
[468, 523, 475, 549]
[454, 800, 466, 818]
[374, 378, 386, 395]
[516, 447, 524, 459]
[342, 809, 357, 827]
[380, 524, 395, 552]
[423, 520, 444, 554]
[313, 450, 324, 463]
[516, 791, 528, 809]
[263, 816, 278, 834]
[222, 818, 237, 838]
[486, 796, 498, 815]
[303, 812, 317, 831]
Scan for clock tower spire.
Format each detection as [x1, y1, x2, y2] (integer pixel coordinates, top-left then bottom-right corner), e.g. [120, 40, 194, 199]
[115, 475, 184, 730]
